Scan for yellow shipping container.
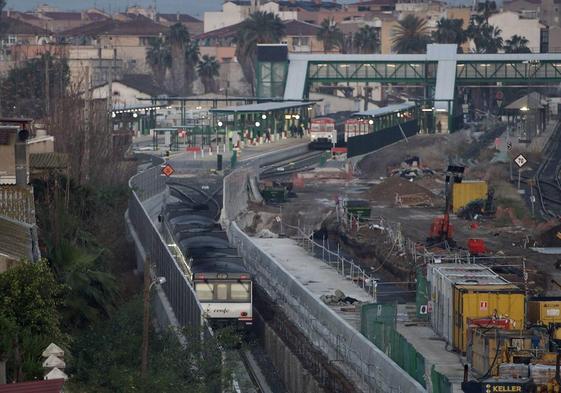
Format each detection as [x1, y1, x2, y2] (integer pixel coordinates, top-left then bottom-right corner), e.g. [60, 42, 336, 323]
[452, 284, 525, 354]
[452, 181, 488, 213]
[528, 297, 561, 325]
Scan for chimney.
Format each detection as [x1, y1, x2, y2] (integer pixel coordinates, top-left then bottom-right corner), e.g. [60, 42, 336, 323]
[14, 127, 29, 186]
[313, 0, 321, 4]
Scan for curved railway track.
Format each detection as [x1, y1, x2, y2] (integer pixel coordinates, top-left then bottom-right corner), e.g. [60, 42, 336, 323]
[534, 123, 561, 218]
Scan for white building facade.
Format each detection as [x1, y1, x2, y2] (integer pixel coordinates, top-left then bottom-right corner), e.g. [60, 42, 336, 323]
[488, 11, 544, 52]
[204, 1, 297, 32]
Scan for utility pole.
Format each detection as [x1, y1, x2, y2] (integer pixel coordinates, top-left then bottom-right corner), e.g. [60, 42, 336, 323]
[141, 256, 150, 379]
[45, 58, 50, 115]
[83, 66, 91, 184]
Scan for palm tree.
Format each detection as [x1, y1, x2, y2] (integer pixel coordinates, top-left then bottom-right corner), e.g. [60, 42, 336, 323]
[49, 240, 119, 328]
[392, 15, 431, 54]
[168, 23, 190, 95]
[353, 25, 380, 54]
[146, 36, 171, 88]
[317, 18, 344, 53]
[184, 39, 200, 94]
[235, 11, 285, 94]
[432, 18, 467, 50]
[504, 35, 531, 53]
[472, 23, 503, 53]
[198, 55, 220, 93]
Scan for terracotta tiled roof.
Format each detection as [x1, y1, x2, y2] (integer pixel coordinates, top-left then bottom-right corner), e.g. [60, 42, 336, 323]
[194, 22, 243, 40]
[62, 18, 168, 37]
[0, 379, 64, 393]
[29, 153, 68, 169]
[94, 74, 171, 97]
[195, 19, 320, 41]
[158, 13, 201, 23]
[1, 17, 51, 35]
[352, 0, 397, 6]
[41, 11, 82, 21]
[284, 20, 320, 36]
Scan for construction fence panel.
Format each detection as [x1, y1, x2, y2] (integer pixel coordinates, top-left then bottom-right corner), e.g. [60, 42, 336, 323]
[347, 119, 419, 158]
[415, 267, 429, 321]
[361, 308, 427, 389]
[431, 366, 453, 393]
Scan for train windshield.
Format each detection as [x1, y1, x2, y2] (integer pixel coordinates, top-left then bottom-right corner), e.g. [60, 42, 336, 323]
[195, 281, 251, 302]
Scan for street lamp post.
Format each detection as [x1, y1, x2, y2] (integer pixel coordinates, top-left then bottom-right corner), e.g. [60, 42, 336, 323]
[141, 256, 166, 379]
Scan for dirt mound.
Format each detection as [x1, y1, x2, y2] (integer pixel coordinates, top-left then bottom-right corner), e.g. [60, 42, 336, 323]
[362, 176, 441, 206]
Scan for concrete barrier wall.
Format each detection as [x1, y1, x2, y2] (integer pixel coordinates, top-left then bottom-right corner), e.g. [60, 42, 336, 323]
[221, 143, 309, 226]
[221, 142, 425, 393]
[228, 223, 425, 393]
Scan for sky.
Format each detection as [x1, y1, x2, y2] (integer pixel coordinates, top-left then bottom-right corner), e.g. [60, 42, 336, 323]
[6, 0, 224, 19]
[7, 0, 472, 18]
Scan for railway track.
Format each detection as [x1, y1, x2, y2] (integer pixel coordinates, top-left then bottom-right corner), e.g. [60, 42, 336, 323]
[237, 348, 273, 393]
[534, 123, 561, 218]
[259, 151, 324, 179]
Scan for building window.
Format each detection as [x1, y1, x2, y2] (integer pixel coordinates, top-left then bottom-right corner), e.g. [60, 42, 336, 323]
[293, 36, 310, 47]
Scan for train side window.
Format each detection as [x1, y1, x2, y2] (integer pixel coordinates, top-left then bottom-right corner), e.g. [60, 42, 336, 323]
[195, 283, 214, 301]
[216, 284, 228, 300]
[231, 283, 250, 301]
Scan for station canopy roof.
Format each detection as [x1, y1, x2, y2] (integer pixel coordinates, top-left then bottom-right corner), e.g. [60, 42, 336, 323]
[210, 101, 314, 114]
[504, 92, 547, 111]
[353, 102, 416, 118]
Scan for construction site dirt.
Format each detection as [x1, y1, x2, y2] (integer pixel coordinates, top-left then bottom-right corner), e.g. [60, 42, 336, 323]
[242, 129, 560, 301]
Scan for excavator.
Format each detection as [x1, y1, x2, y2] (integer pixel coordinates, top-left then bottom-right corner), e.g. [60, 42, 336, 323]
[426, 165, 465, 248]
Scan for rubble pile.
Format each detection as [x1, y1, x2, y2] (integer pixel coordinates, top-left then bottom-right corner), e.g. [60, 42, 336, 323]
[320, 289, 360, 306]
[388, 156, 435, 179]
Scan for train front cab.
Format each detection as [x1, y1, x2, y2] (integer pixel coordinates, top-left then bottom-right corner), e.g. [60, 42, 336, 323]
[193, 272, 253, 326]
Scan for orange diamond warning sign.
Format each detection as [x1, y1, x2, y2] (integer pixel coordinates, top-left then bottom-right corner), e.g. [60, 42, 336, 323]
[161, 164, 175, 177]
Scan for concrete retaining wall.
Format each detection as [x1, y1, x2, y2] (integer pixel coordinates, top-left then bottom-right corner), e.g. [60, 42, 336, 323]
[221, 143, 309, 226]
[221, 143, 425, 393]
[263, 322, 324, 393]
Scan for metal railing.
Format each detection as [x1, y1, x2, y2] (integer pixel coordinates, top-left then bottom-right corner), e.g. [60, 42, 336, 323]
[285, 222, 378, 299]
[127, 164, 205, 330]
[228, 221, 425, 393]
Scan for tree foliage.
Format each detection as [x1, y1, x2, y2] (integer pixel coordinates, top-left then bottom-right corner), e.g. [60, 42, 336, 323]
[0, 261, 67, 382]
[504, 35, 531, 53]
[0, 53, 70, 118]
[146, 23, 199, 95]
[432, 18, 467, 50]
[69, 297, 226, 393]
[467, 14, 503, 53]
[146, 36, 171, 88]
[353, 25, 380, 54]
[235, 11, 285, 94]
[317, 18, 344, 53]
[392, 15, 431, 54]
[198, 55, 220, 93]
[32, 176, 127, 330]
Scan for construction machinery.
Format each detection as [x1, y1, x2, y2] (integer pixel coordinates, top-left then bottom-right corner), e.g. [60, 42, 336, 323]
[427, 165, 465, 247]
[458, 189, 497, 220]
